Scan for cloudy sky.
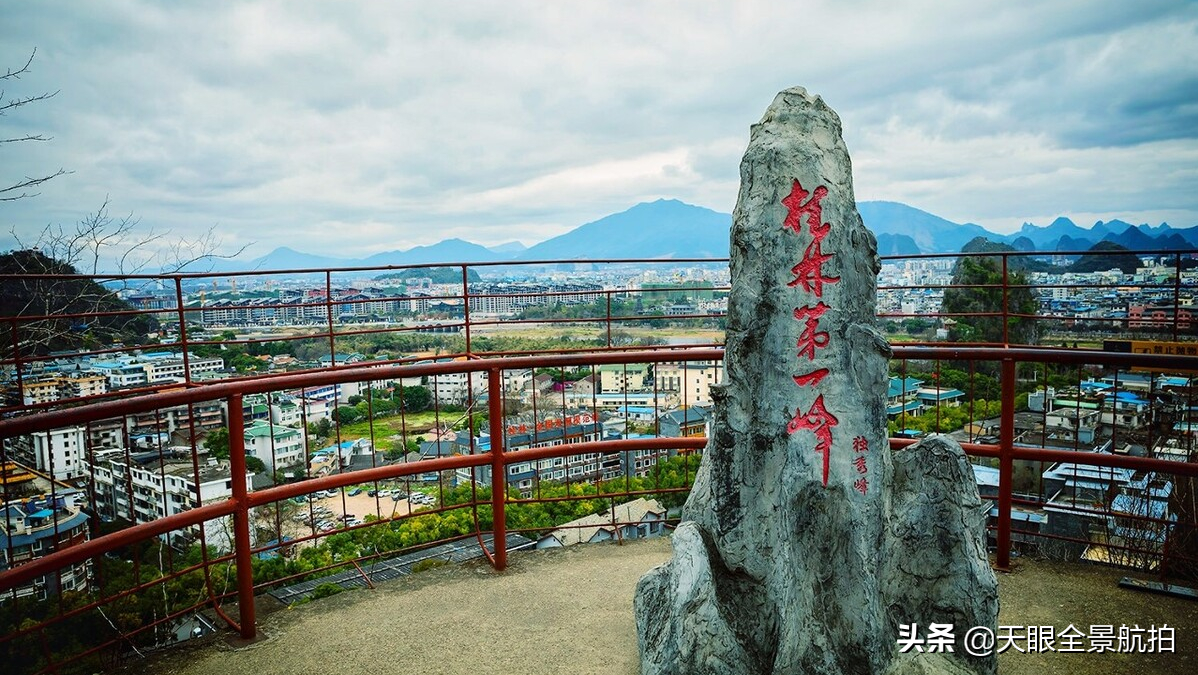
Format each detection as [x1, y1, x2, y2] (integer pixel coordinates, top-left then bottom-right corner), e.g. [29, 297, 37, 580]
[2, 1, 1196, 266]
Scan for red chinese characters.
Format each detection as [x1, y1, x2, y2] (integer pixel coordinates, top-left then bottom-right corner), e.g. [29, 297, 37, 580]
[852, 435, 870, 495]
[788, 240, 839, 296]
[792, 368, 829, 388]
[782, 178, 840, 487]
[781, 179, 829, 238]
[782, 178, 839, 296]
[787, 395, 838, 486]
[793, 303, 830, 361]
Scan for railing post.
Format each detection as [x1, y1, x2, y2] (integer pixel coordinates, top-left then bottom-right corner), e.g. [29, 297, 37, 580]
[462, 265, 473, 355]
[487, 368, 506, 570]
[1001, 253, 1010, 347]
[174, 277, 191, 385]
[226, 393, 256, 639]
[997, 358, 1015, 571]
[1173, 252, 1182, 342]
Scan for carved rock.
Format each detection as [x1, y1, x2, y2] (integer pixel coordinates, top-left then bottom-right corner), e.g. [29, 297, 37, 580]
[634, 88, 997, 675]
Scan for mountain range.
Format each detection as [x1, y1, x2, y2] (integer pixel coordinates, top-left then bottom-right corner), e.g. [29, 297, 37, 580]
[195, 199, 1193, 273]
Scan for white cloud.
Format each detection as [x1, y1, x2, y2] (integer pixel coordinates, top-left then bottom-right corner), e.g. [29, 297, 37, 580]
[1, 0, 1195, 265]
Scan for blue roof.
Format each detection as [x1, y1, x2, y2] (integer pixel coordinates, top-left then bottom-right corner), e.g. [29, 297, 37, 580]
[916, 388, 965, 401]
[887, 377, 923, 399]
[988, 506, 1045, 524]
[1043, 461, 1133, 484]
[1113, 391, 1148, 404]
[27, 509, 54, 520]
[972, 464, 1000, 488]
[887, 401, 922, 416]
[0, 510, 89, 549]
[1112, 493, 1170, 520]
[617, 406, 657, 415]
[315, 439, 360, 455]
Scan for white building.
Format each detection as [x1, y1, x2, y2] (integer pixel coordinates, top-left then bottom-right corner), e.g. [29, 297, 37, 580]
[654, 361, 724, 407]
[598, 363, 651, 394]
[270, 395, 305, 427]
[142, 354, 225, 384]
[3, 426, 89, 481]
[425, 368, 485, 406]
[242, 421, 305, 475]
[87, 450, 252, 551]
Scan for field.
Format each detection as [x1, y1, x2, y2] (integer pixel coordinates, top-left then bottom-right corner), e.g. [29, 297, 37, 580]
[332, 410, 468, 443]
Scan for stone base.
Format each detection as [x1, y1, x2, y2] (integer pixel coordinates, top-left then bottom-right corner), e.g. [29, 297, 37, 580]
[635, 435, 997, 675]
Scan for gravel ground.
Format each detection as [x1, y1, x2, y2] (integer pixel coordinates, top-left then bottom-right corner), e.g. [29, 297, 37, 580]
[141, 538, 1197, 675]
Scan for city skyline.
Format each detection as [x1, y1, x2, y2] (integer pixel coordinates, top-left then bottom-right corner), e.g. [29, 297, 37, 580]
[2, 2, 1196, 265]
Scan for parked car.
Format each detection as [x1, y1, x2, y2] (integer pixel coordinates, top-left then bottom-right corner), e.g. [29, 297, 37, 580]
[348, 488, 362, 497]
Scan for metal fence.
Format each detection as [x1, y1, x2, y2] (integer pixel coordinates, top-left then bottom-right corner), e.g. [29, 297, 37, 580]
[1, 252, 1197, 673]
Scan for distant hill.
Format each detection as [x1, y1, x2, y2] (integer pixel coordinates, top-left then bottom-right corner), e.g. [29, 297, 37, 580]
[246, 246, 349, 270]
[1069, 241, 1142, 274]
[1003, 217, 1091, 250]
[0, 250, 156, 356]
[361, 238, 502, 266]
[162, 200, 1193, 273]
[857, 201, 993, 254]
[1055, 234, 1093, 253]
[960, 237, 1057, 273]
[1010, 236, 1036, 252]
[518, 199, 731, 260]
[488, 241, 527, 255]
[375, 266, 482, 283]
[875, 233, 921, 256]
[1102, 227, 1194, 252]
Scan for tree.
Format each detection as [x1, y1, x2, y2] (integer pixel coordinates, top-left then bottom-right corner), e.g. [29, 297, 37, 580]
[203, 428, 230, 460]
[334, 406, 362, 426]
[308, 417, 333, 439]
[941, 238, 1041, 347]
[2, 53, 250, 366]
[0, 249, 157, 358]
[396, 385, 431, 413]
[245, 455, 267, 473]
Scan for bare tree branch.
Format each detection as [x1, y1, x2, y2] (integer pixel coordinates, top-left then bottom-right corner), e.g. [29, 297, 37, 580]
[1, 48, 37, 81]
[0, 168, 68, 201]
[1, 48, 67, 202]
[0, 49, 253, 363]
[0, 90, 59, 116]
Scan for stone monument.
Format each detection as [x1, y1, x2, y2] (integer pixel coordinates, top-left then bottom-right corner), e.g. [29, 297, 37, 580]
[633, 88, 998, 675]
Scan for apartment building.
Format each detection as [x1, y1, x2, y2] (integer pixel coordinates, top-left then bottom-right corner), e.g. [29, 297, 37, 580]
[0, 492, 91, 602]
[87, 450, 251, 551]
[653, 361, 724, 407]
[598, 363, 651, 394]
[242, 420, 305, 475]
[3, 427, 89, 481]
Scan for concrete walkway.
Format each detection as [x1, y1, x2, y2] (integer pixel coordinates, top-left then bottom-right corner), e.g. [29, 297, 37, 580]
[144, 537, 1197, 675]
